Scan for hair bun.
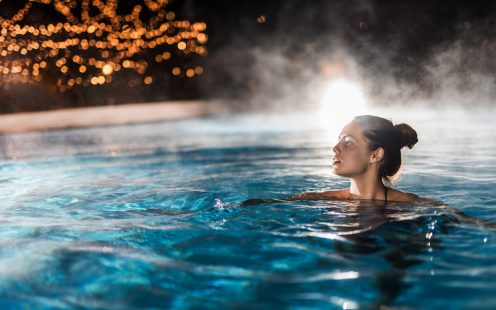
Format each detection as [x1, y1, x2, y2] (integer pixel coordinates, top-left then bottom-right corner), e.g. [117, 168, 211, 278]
[394, 123, 418, 149]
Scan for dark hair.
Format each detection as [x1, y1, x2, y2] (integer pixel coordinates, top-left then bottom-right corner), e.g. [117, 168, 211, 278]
[353, 115, 418, 186]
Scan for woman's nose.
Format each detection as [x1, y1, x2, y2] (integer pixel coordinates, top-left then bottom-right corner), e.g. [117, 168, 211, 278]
[332, 142, 340, 155]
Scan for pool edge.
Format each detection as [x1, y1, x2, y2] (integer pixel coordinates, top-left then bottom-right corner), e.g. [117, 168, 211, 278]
[0, 100, 227, 134]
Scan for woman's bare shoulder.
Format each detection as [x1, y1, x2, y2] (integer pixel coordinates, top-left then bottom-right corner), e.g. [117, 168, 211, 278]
[387, 188, 419, 202]
[289, 189, 349, 201]
[321, 189, 349, 199]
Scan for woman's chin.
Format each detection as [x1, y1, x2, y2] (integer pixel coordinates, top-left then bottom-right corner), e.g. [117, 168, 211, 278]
[331, 167, 343, 176]
[332, 166, 351, 178]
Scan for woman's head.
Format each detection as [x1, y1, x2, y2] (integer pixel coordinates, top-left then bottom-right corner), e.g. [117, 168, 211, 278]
[332, 115, 418, 186]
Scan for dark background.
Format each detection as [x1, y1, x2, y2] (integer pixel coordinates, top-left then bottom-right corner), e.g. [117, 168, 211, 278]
[1, 0, 496, 113]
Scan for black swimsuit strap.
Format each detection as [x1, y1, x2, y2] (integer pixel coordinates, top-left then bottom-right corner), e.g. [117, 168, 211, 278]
[384, 186, 388, 206]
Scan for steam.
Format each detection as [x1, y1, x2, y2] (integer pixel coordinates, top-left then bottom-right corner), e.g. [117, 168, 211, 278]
[2, 1, 494, 114]
[203, 1, 496, 111]
[423, 40, 496, 106]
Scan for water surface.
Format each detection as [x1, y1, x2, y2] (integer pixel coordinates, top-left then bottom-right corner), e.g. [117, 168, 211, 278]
[0, 107, 495, 309]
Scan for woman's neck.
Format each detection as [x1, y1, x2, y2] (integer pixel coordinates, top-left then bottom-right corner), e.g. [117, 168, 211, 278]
[349, 177, 386, 200]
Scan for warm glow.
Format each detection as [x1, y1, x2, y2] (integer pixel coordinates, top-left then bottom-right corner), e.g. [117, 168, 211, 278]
[318, 78, 369, 138]
[171, 67, 181, 76]
[177, 41, 186, 50]
[186, 69, 195, 77]
[102, 64, 113, 75]
[166, 12, 175, 20]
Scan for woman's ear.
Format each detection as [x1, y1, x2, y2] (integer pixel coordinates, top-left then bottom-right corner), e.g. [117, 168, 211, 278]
[370, 147, 384, 163]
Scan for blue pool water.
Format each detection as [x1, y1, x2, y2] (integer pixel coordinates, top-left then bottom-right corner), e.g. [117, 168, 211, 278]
[0, 107, 495, 309]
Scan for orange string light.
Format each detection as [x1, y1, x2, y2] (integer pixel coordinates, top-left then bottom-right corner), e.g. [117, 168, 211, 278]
[0, 0, 208, 92]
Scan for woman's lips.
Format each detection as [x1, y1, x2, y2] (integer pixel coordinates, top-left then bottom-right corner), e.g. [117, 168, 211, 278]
[332, 158, 342, 165]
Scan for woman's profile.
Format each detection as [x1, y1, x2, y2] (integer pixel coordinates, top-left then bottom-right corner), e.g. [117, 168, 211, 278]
[242, 115, 419, 206]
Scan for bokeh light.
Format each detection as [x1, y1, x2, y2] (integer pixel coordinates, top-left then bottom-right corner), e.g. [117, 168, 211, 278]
[0, 0, 208, 92]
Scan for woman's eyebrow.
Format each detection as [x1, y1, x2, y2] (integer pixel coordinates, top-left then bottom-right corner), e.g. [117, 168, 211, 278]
[338, 134, 355, 140]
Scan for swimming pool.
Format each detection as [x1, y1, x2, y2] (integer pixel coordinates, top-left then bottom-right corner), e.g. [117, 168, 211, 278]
[0, 107, 495, 309]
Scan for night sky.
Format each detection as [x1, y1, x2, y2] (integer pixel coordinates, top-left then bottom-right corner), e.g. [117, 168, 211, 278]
[1, 0, 496, 113]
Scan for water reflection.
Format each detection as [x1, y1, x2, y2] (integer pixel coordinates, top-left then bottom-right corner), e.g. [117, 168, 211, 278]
[239, 199, 464, 307]
[325, 201, 434, 307]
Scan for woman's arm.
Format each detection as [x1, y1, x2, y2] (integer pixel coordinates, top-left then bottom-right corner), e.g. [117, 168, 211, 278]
[239, 198, 287, 206]
[240, 190, 345, 206]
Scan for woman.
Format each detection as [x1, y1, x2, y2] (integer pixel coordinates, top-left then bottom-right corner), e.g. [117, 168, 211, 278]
[242, 115, 419, 206]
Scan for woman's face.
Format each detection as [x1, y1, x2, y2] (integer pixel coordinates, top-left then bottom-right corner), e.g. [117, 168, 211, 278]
[332, 121, 374, 178]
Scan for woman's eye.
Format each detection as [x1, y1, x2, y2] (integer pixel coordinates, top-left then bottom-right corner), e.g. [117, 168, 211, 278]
[344, 137, 353, 145]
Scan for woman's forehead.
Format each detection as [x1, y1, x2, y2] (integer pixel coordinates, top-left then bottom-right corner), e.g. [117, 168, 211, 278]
[339, 121, 364, 138]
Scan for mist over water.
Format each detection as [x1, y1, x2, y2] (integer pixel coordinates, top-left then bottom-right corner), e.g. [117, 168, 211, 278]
[1, 1, 495, 112]
[202, 0, 496, 110]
